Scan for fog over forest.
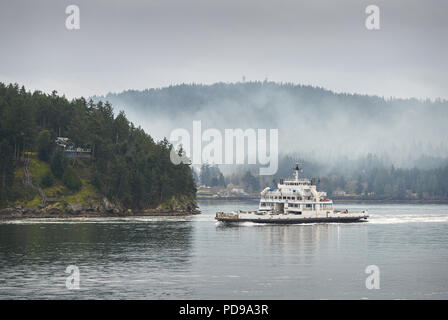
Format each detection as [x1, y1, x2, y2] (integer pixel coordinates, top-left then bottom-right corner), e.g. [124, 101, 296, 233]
[92, 82, 448, 174]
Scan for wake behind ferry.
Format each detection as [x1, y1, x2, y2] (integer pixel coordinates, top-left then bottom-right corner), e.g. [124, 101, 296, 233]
[216, 164, 368, 224]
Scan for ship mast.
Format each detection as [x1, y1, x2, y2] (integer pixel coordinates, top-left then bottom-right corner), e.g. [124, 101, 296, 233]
[294, 163, 301, 181]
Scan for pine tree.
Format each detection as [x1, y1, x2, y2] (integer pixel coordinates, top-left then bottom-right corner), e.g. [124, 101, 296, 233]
[37, 129, 53, 161]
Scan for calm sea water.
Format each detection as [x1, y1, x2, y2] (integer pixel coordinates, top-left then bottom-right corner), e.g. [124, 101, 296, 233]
[1, 200, 448, 299]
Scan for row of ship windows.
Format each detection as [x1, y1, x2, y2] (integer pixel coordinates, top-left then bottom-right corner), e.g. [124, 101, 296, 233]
[284, 182, 309, 186]
[260, 203, 333, 209]
[265, 196, 312, 200]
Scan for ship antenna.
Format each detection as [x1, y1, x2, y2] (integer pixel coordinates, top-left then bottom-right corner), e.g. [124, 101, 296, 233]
[294, 160, 304, 181]
[294, 162, 300, 181]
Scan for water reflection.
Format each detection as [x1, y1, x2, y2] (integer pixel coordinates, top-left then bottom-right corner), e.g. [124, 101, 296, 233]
[0, 200, 447, 299]
[0, 221, 194, 299]
[215, 222, 368, 266]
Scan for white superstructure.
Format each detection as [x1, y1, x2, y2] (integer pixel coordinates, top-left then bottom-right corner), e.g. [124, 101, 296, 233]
[258, 164, 334, 216]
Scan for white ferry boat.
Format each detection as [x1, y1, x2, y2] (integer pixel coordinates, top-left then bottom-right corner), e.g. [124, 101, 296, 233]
[216, 164, 368, 224]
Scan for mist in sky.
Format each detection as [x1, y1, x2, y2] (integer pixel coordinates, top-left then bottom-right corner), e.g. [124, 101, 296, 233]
[0, 0, 447, 100]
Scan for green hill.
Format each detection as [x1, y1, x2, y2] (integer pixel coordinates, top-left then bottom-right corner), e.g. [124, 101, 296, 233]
[0, 83, 198, 217]
[92, 82, 448, 162]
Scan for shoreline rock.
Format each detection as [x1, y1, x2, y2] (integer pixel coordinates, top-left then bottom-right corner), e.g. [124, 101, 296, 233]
[0, 208, 200, 220]
[0, 195, 200, 220]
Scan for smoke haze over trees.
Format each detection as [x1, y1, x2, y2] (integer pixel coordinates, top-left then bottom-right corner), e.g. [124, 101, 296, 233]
[93, 82, 448, 168]
[93, 82, 448, 200]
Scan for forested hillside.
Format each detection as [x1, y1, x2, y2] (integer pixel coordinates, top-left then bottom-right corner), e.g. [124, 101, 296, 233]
[199, 155, 448, 201]
[93, 82, 448, 165]
[0, 83, 197, 213]
[94, 82, 448, 201]
[277, 155, 448, 201]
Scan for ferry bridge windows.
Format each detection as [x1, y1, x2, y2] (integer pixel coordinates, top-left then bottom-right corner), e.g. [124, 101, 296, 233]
[261, 202, 275, 207]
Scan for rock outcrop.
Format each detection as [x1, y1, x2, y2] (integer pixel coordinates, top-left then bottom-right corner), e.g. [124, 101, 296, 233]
[0, 195, 199, 219]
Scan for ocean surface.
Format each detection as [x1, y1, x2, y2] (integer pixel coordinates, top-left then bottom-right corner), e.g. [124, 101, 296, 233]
[1, 200, 448, 299]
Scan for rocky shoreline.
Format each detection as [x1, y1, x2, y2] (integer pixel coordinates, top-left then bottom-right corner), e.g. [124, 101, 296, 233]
[0, 196, 200, 220]
[0, 210, 200, 220]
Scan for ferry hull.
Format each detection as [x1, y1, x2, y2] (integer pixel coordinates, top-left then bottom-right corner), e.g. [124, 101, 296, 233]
[216, 215, 368, 224]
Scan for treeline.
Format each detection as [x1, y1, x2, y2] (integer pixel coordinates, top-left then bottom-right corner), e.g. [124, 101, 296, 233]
[318, 165, 448, 200]
[97, 82, 448, 118]
[93, 82, 448, 166]
[197, 165, 261, 193]
[200, 154, 448, 200]
[198, 164, 225, 187]
[274, 155, 448, 200]
[0, 83, 196, 208]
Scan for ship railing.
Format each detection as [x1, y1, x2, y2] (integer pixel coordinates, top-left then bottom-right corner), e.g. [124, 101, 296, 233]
[216, 212, 239, 219]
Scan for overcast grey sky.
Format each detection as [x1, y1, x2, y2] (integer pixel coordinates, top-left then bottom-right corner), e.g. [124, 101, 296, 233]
[0, 0, 446, 99]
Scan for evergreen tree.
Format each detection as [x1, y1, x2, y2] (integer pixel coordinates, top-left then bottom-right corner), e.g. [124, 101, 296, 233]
[242, 171, 259, 193]
[51, 150, 67, 179]
[0, 139, 15, 203]
[62, 166, 82, 191]
[40, 171, 55, 188]
[37, 129, 53, 161]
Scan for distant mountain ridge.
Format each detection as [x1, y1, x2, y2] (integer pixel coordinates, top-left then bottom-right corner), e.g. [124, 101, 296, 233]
[91, 82, 448, 163]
